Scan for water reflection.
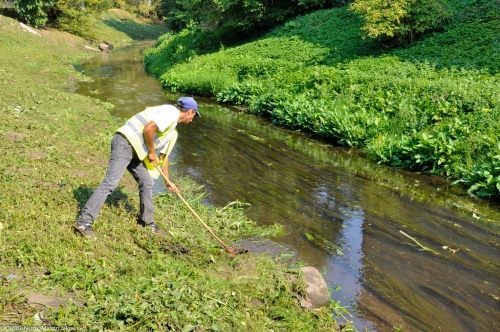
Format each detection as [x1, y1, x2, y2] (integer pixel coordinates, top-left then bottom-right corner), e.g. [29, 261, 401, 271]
[75, 42, 166, 115]
[75, 43, 500, 332]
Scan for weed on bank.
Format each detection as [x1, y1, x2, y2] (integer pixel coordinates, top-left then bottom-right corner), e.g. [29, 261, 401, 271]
[0, 13, 352, 331]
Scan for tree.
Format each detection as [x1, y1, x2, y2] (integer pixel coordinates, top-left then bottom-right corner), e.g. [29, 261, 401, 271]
[14, 0, 53, 27]
[349, 0, 450, 43]
[159, 0, 348, 44]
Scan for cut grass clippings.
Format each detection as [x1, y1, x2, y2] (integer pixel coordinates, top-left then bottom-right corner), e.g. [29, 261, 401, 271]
[0, 12, 352, 331]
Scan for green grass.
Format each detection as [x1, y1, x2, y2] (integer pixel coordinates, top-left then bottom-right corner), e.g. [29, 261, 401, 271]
[144, 2, 500, 198]
[0, 12, 352, 330]
[98, 9, 170, 44]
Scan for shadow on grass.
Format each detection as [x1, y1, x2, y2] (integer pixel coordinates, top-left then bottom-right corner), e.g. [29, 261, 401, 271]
[73, 185, 136, 215]
[102, 18, 169, 41]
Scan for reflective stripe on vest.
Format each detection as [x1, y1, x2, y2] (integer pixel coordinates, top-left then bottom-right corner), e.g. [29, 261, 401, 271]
[117, 111, 174, 160]
[116, 110, 177, 179]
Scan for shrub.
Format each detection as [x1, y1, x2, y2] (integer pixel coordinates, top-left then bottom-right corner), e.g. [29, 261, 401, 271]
[217, 81, 266, 105]
[460, 154, 500, 198]
[160, 67, 237, 96]
[54, 6, 99, 41]
[13, 0, 52, 27]
[349, 0, 450, 43]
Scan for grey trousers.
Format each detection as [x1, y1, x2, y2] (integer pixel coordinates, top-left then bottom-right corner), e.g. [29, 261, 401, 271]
[77, 133, 154, 225]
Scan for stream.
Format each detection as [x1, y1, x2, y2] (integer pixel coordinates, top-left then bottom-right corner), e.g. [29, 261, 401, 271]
[74, 42, 499, 332]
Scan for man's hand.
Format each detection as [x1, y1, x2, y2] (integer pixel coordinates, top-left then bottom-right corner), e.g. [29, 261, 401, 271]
[148, 151, 158, 165]
[166, 180, 179, 194]
[160, 156, 179, 194]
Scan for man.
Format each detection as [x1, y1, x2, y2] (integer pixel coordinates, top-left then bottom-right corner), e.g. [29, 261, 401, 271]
[73, 97, 200, 239]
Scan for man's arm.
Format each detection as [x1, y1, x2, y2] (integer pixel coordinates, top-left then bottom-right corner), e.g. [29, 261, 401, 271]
[159, 154, 179, 193]
[143, 121, 158, 164]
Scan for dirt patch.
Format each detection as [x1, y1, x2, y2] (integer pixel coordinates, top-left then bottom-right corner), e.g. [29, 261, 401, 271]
[166, 242, 191, 255]
[250, 299, 264, 308]
[6, 132, 29, 141]
[27, 152, 48, 159]
[24, 290, 83, 310]
[26, 292, 67, 309]
[230, 247, 249, 255]
[35, 181, 63, 190]
[13, 168, 31, 176]
[71, 170, 89, 178]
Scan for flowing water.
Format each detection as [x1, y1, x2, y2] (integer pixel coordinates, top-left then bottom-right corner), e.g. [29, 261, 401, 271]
[75, 42, 500, 332]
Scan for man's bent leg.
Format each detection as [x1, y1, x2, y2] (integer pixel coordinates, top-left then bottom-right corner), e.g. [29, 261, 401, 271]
[77, 134, 132, 224]
[127, 159, 154, 224]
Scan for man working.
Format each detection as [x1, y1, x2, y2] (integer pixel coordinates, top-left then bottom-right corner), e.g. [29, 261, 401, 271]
[74, 97, 200, 239]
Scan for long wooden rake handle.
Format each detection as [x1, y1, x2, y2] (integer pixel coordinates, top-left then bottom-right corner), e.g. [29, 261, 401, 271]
[154, 164, 234, 254]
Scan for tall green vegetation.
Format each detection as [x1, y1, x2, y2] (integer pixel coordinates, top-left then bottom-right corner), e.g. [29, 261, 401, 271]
[349, 0, 450, 43]
[159, 0, 347, 44]
[8, 0, 161, 40]
[12, 0, 109, 29]
[156, 0, 452, 47]
[144, 1, 500, 198]
[12, 0, 53, 27]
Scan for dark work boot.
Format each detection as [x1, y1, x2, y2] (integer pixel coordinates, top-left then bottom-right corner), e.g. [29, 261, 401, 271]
[73, 221, 97, 239]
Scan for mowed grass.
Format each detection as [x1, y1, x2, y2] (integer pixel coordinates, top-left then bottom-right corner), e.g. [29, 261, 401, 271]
[0, 13, 350, 330]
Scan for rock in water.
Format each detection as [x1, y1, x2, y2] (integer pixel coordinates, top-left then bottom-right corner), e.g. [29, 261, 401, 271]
[300, 266, 330, 308]
[99, 43, 109, 52]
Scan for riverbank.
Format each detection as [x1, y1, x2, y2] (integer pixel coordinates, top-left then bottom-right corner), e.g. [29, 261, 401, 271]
[74, 40, 500, 331]
[0, 12, 352, 330]
[145, 1, 500, 199]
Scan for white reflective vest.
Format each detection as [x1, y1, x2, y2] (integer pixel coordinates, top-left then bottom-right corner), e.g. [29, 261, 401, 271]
[116, 108, 178, 179]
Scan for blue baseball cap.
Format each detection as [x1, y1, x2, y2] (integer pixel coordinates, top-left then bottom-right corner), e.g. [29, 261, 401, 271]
[177, 97, 200, 117]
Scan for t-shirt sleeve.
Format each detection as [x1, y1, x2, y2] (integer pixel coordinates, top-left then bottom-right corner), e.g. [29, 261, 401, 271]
[148, 105, 179, 132]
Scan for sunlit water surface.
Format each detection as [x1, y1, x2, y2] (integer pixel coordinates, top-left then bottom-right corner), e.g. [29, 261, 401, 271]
[75, 42, 500, 332]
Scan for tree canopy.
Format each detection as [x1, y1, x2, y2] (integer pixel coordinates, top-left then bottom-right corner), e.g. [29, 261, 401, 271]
[9, 0, 160, 39]
[159, 0, 347, 43]
[349, 0, 450, 43]
[8, 0, 454, 45]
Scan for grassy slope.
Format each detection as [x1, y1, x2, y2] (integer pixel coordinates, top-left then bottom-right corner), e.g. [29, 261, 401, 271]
[0, 12, 349, 330]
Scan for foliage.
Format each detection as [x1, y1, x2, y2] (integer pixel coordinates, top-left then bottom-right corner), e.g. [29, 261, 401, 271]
[11, 0, 161, 40]
[447, 0, 500, 24]
[159, 0, 268, 34]
[298, 0, 347, 9]
[144, 2, 500, 197]
[459, 154, 500, 197]
[158, 0, 347, 45]
[349, 0, 450, 43]
[115, 0, 162, 18]
[53, 5, 98, 40]
[392, 9, 500, 73]
[13, 0, 53, 27]
[144, 26, 222, 77]
[217, 81, 265, 105]
[143, 8, 380, 80]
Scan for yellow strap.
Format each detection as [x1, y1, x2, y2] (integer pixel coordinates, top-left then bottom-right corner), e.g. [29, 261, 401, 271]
[145, 157, 165, 179]
[144, 130, 178, 179]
